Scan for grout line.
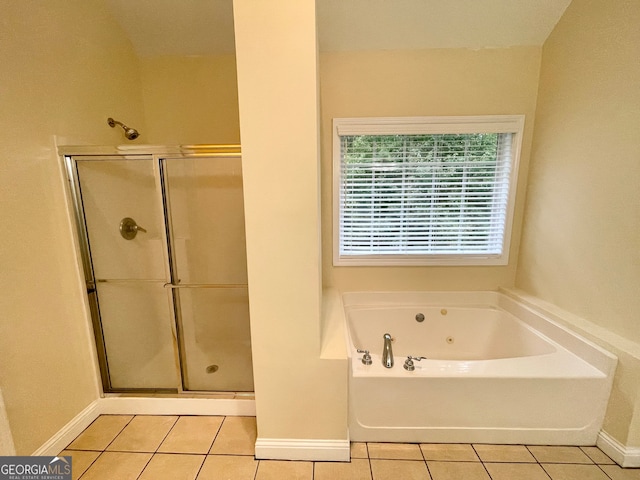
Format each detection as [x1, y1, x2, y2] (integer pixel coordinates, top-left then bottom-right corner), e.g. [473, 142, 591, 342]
[596, 463, 615, 480]
[206, 415, 226, 454]
[154, 415, 181, 454]
[524, 445, 553, 480]
[75, 450, 104, 480]
[420, 443, 434, 480]
[365, 443, 374, 480]
[471, 444, 494, 479]
[192, 446, 208, 480]
[64, 448, 104, 452]
[252, 458, 259, 480]
[134, 451, 157, 480]
[98, 415, 136, 452]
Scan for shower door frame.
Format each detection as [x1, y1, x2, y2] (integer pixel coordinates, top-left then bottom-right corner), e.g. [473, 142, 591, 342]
[60, 144, 248, 395]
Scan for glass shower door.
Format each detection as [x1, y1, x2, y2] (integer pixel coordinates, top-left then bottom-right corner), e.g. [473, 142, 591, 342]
[75, 158, 178, 390]
[164, 156, 253, 391]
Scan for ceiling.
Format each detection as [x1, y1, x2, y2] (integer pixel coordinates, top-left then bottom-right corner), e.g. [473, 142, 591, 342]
[104, 0, 571, 57]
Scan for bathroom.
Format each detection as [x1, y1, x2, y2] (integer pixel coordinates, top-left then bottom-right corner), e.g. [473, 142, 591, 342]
[1, 0, 639, 478]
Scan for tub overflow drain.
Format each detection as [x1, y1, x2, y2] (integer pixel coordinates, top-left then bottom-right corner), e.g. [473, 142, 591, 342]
[206, 365, 219, 374]
[415, 313, 425, 322]
[446, 336, 455, 344]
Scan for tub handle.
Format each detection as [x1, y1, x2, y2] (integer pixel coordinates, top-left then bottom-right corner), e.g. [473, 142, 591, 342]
[404, 356, 427, 371]
[357, 349, 373, 365]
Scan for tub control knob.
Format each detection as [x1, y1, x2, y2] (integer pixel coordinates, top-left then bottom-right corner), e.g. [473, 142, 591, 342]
[357, 349, 373, 365]
[404, 356, 427, 371]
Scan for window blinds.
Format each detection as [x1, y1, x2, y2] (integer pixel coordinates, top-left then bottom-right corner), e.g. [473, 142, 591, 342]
[338, 132, 513, 259]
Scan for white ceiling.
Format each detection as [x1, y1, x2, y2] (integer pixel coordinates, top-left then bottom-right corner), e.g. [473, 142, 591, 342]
[317, 0, 572, 51]
[104, 0, 571, 57]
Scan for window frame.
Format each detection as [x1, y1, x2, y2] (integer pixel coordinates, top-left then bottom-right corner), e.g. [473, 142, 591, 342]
[332, 115, 525, 266]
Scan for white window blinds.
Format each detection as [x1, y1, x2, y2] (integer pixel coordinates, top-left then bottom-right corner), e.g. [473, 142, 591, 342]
[334, 116, 523, 266]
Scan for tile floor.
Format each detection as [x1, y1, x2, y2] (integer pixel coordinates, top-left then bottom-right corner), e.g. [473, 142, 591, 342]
[60, 414, 640, 480]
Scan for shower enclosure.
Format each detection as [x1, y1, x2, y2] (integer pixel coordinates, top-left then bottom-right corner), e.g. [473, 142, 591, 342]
[62, 145, 253, 394]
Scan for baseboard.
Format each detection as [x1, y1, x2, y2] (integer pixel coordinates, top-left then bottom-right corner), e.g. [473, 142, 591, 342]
[33, 400, 101, 456]
[597, 430, 640, 467]
[255, 437, 350, 462]
[33, 396, 256, 456]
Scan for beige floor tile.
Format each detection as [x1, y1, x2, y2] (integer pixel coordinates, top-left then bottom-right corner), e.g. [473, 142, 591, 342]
[473, 444, 537, 463]
[370, 459, 430, 480]
[80, 451, 152, 480]
[254, 460, 313, 480]
[529, 446, 593, 464]
[158, 416, 224, 454]
[542, 463, 610, 480]
[197, 455, 258, 480]
[107, 415, 178, 452]
[58, 449, 100, 480]
[484, 462, 551, 480]
[427, 461, 490, 480]
[314, 459, 372, 480]
[351, 442, 368, 459]
[209, 416, 257, 455]
[368, 443, 423, 460]
[600, 464, 640, 480]
[138, 453, 205, 480]
[581, 446, 616, 464]
[66, 415, 132, 451]
[420, 444, 479, 461]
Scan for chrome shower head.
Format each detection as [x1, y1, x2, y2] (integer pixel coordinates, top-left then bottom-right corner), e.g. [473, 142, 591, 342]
[108, 117, 140, 140]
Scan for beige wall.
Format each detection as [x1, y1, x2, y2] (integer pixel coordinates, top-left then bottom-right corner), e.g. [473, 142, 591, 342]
[140, 55, 240, 145]
[320, 47, 542, 291]
[516, 0, 640, 446]
[234, 0, 347, 441]
[0, 0, 146, 454]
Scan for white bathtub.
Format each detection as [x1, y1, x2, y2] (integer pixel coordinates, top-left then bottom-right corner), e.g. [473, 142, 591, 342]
[345, 291, 617, 445]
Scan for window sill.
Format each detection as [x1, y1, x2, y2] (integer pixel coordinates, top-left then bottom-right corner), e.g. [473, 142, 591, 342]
[333, 254, 509, 267]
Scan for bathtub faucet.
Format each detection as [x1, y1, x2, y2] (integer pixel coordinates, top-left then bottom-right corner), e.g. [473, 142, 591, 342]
[382, 333, 394, 368]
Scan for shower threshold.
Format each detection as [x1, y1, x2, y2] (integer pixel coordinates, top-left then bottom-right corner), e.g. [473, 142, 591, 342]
[104, 391, 255, 400]
[98, 391, 257, 417]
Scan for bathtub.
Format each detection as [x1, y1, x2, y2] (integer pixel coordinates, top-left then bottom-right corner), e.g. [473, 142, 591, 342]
[345, 291, 617, 445]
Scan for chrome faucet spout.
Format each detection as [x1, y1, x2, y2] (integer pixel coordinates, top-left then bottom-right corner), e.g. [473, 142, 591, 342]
[382, 333, 394, 368]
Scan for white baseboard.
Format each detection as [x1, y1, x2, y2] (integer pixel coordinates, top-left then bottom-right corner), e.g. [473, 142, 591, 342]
[33, 401, 101, 457]
[33, 396, 256, 456]
[597, 430, 640, 467]
[255, 437, 350, 462]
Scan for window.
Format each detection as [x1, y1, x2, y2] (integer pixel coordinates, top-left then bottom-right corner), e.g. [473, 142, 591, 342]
[333, 116, 524, 266]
